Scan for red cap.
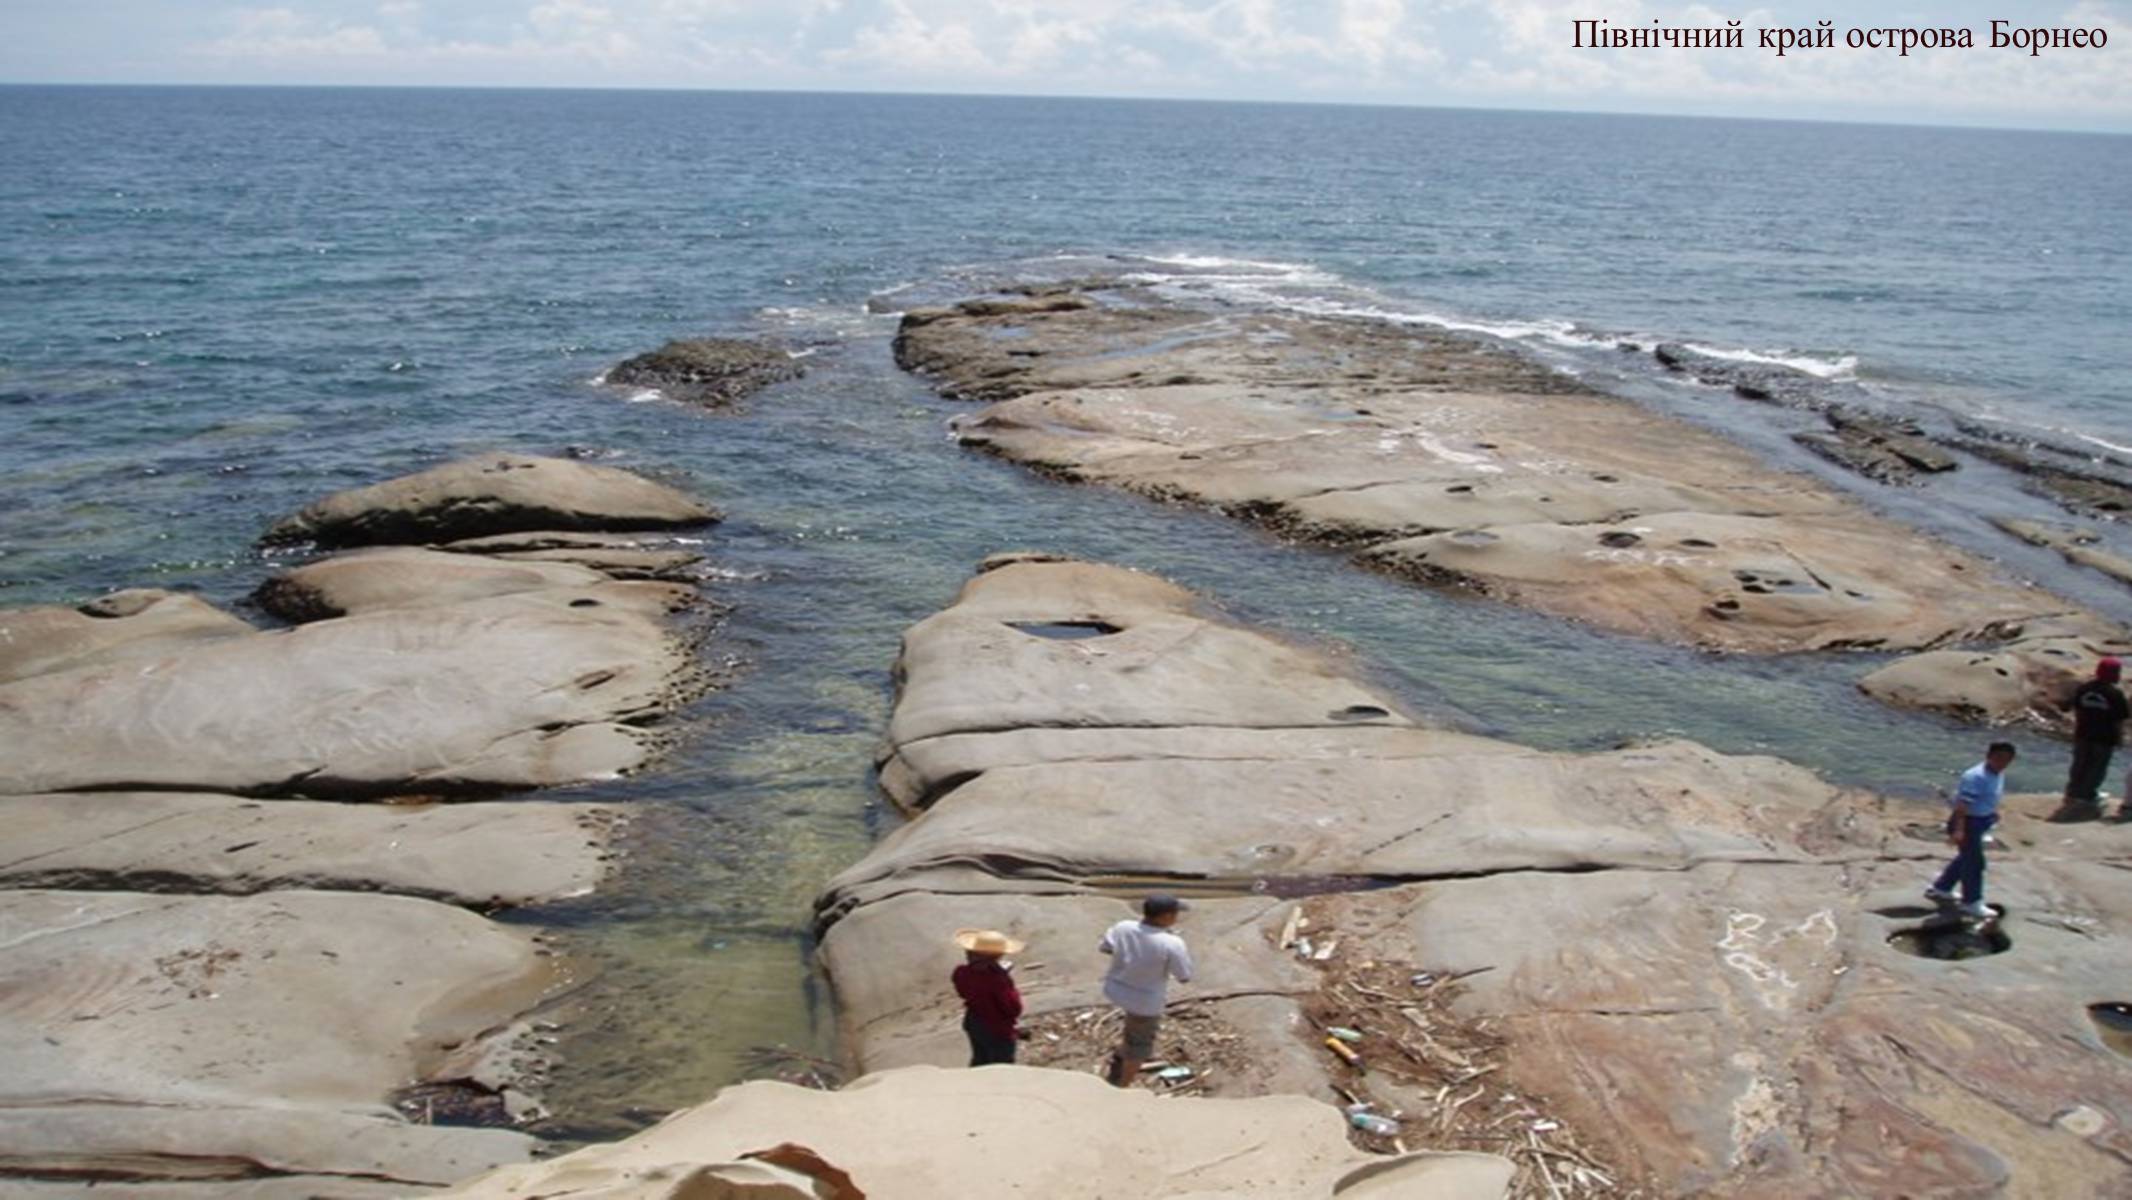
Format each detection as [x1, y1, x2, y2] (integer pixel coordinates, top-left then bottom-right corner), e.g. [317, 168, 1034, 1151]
[2100, 657, 2122, 681]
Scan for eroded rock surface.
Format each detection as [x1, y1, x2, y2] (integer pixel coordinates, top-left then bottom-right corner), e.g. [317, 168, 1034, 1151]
[262, 453, 717, 548]
[0, 792, 617, 905]
[0, 889, 551, 1189]
[0, 589, 252, 684]
[896, 288, 2107, 719]
[0, 587, 693, 796]
[605, 337, 804, 409]
[1858, 612, 2132, 733]
[435, 1064, 1514, 1200]
[818, 558, 2132, 1197]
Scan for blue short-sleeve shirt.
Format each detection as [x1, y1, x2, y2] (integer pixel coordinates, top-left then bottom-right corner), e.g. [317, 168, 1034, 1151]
[1953, 762, 2005, 818]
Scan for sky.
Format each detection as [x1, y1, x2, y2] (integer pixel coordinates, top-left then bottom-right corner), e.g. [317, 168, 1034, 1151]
[2, 1, 2127, 131]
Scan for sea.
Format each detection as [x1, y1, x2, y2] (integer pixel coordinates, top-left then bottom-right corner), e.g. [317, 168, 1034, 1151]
[2, 86, 2128, 1136]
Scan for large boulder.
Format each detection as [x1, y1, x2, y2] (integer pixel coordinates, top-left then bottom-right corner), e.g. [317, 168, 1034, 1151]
[0, 586, 694, 797]
[0, 889, 552, 1188]
[818, 558, 2132, 1197]
[435, 1065, 1514, 1199]
[604, 337, 804, 409]
[261, 453, 717, 548]
[0, 792, 617, 906]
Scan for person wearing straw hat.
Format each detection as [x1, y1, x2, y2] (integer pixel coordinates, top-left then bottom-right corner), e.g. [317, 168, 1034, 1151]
[951, 928, 1026, 1066]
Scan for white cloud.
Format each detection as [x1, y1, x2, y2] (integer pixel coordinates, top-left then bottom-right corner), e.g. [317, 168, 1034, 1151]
[172, 0, 2130, 127]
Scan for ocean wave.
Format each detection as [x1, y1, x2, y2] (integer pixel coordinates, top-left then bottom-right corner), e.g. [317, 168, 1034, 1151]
[1135, 252, 1322, 276]
[1675, 342, 1859, 381]
[1123, 252, 1863, 385]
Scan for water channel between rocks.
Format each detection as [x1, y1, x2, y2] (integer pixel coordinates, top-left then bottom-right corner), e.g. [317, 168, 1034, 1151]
[496, 314, 2058, 1142]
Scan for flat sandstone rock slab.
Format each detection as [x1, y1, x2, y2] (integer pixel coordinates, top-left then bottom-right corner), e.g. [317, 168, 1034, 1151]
[0, 792, 617, 906]
[436, 1064, 1513, 1200]
[0, 590, 252, 684]
[262, 453, 717, 547]
[254, 546, 609, 622]
[0, 889, 551, 1185]
[0, 589, 689, 797]
[887, 558, 1415, 754]
[901, 292, 2106, 718]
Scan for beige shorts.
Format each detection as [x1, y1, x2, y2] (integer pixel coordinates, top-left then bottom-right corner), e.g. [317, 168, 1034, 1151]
[1121, 1013, 1161, 1060]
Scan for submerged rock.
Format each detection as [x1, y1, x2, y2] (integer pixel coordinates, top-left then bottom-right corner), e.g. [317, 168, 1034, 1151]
[1795, 406, 1959, 485]
[818, 558, 2132, 1197]
[435, 1064, 1515, 1200]
[261, 453, 718, 548]
[605, 337, 803, 409]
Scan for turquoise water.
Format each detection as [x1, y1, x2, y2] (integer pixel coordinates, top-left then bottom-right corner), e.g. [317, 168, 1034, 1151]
[3, 86, 2125, 1132]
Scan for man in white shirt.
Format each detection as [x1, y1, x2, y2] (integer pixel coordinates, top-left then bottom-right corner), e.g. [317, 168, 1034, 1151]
[1098, 894, 1194, 1087]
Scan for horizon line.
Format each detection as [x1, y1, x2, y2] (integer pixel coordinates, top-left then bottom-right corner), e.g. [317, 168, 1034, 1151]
[2, 79, 2125, 138]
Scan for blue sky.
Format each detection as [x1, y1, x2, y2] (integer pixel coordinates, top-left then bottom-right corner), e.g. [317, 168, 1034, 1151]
[3, 1, 2127, 130]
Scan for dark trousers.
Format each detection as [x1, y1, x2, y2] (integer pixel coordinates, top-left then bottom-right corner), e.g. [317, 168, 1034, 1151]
[963, 1015, 1016, 1066]
[1933, 812, 1997, 905]
[2066, 738, 2117, 803]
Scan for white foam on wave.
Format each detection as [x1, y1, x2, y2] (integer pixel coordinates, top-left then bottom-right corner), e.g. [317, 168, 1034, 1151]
[1122, 251, 1870, 388]
[1677, 342, 1859, 381]
[1137, 252, 1321, 275]
[1254, 291, 1618, 352]
[625, 388, 664, 404]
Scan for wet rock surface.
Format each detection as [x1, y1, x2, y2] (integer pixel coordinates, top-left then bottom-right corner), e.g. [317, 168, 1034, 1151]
[435, 1064, 1515, 1200]
[1952, 423, 2132, 520]
[604, 337, 804, 409]
[1794, 406, 1959, 485]
[261, 453, 718, 548]
[818, 558, 2132, 1197]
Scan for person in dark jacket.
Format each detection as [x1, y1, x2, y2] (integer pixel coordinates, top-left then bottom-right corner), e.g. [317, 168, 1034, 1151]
[950, 928, 1025, 1066]
[2050, 657, 2128, 823]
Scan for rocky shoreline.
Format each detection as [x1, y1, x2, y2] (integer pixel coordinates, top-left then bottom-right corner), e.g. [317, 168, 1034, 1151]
[10, 294, 2132, 1198]
[895, 282, 2129, 737]
[809, 555, 2132, 1196]
[0, 452, 724, 1193]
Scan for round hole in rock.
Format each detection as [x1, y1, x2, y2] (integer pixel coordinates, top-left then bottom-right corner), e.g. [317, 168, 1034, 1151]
[2089, 1003, 2132, 1058]
[1599, 531, 1642, 549]
[1330, 704, 1392, 722]
[1887, 914, 2010, 960]
[1007, 620, 1121, 640]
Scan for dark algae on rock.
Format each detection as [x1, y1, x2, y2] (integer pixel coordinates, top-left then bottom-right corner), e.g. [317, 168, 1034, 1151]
[605, 337, 805, 409]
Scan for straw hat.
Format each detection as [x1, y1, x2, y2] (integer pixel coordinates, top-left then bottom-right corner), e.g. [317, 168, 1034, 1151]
[953, 928, 1025, 956]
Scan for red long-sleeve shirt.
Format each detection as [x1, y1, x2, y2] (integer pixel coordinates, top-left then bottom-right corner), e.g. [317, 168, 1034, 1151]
[951, 960, 1022, 1040]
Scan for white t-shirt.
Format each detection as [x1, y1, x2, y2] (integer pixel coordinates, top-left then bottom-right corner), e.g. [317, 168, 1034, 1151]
[1098, 918, 1193, 1017]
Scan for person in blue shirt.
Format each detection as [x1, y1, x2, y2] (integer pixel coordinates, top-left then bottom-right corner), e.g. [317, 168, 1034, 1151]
[1926, 741, 2016, 919]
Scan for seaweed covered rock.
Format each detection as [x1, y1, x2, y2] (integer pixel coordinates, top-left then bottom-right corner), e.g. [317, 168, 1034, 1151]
[606, 337, 803, 409]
